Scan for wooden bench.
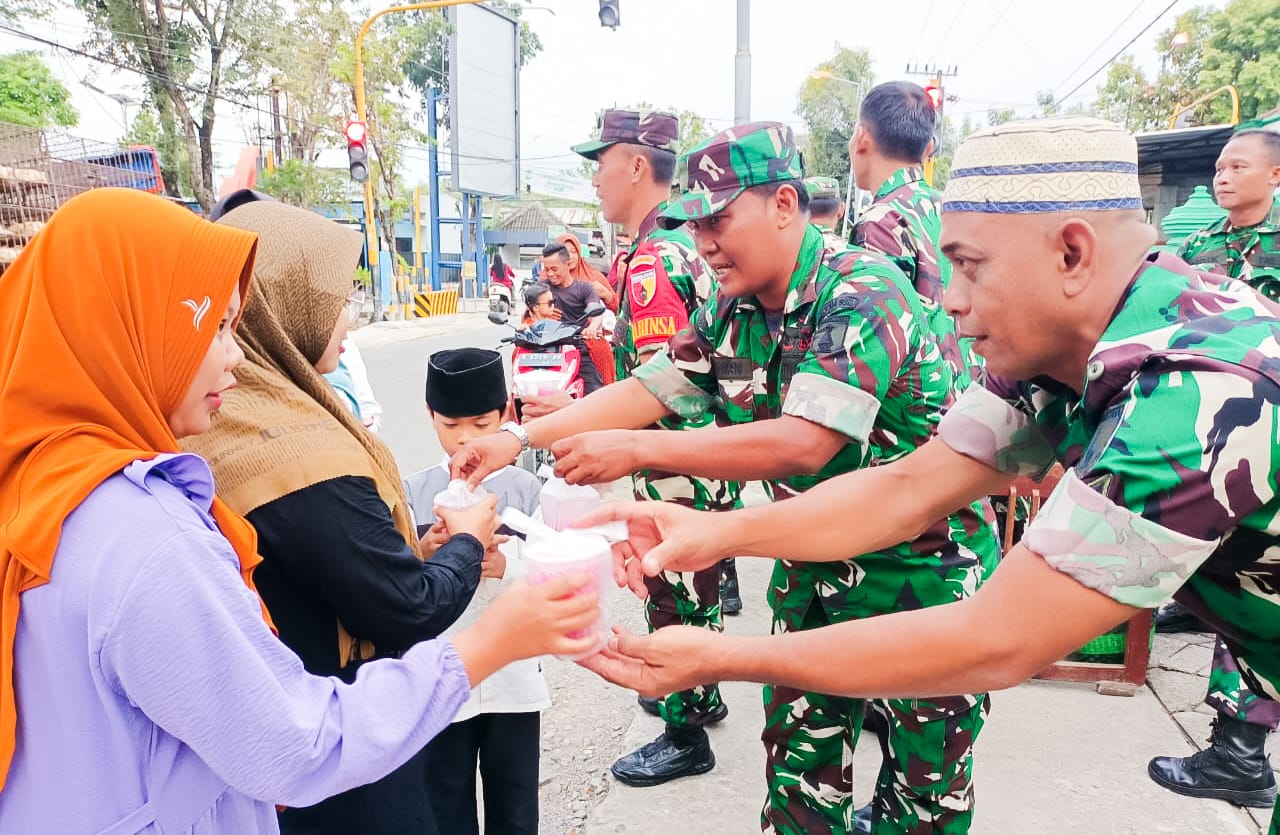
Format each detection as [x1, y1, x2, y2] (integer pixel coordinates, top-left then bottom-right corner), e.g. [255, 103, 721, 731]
[1003, 471, 1153, 696]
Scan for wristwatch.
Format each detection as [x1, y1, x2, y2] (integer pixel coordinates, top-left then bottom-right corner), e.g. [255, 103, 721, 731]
[499, 421, 531, 454]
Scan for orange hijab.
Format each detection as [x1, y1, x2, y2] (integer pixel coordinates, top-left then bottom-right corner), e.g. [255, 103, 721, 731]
[0, 188, 263, 789]
[557, 233, 617, 312]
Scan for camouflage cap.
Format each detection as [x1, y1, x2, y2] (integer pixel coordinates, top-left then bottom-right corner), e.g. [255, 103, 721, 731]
[804, 176, 842, 201]
[658, 121, 804, 230]
[572, 108, 680, 160]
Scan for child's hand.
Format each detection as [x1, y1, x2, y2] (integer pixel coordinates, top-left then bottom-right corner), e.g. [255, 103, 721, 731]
[434, 495, 499, 550]
[456, 576, 600, 678]
[419, 520, 450, 559]
[481, 535, 509, 579]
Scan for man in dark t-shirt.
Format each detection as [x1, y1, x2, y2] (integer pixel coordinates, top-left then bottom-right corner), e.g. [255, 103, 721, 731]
[540, 241, 605, 393]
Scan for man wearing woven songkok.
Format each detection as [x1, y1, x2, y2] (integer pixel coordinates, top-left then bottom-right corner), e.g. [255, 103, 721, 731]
[580, 116, 1280, 835]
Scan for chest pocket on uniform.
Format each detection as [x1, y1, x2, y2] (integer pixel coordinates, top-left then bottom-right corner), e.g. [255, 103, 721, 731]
[713, 356, 756, 413]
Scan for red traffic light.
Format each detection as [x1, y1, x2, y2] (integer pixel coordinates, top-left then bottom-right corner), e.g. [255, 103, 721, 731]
[344, 120, 368, 144]
[924, 84, 943, 110]
[345, 119, 369, 183]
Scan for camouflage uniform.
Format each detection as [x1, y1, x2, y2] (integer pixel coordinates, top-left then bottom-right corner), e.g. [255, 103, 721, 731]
[938, 253, 1280, 834]
[1177, 200, 1280, 301]
[804, 175, 848, 251]
[576, 110, 741, 729]
[640, 122, 1001, 835]
[854, 166, 981, 391]
[1172, 201, 1280, 736]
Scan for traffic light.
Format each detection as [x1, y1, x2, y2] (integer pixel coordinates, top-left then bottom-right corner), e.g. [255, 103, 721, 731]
[598, 0, 620, 28]
[345, 119, 369, 183]
[924, 81, 944, 111]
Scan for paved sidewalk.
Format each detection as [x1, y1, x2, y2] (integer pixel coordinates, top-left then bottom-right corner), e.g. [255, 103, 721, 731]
[583, 557, 1266, 834]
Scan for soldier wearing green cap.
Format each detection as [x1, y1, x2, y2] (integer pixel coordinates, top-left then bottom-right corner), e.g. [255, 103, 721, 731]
[573, 116, 1280, 835]
[1145, 125, 1280, 810]
[571, 108, 744, 787]
[803, 176, 846, 249]
[451, 120, 999, 834]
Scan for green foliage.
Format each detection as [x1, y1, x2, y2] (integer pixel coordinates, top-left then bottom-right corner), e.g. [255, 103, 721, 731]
[400, 1, 544, 116]
[1091, 2, 1279, 130]
[795, 45, 874, 180]
[0, 51, 78, 129]
[75, 0, 281, 208]
[120, 104, 190, 197]
[1198, 0, 1280, 123]
[268, 0, 355, 163]
[256, 159, 351, 209]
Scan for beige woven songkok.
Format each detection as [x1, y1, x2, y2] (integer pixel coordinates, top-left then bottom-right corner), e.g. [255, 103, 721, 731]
[942, 116, 1142, 214]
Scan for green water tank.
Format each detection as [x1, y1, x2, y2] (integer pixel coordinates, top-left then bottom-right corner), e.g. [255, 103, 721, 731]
[1161, 185, 1227, 249]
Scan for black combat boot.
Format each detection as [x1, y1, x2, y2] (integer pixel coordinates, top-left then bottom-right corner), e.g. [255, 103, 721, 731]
[610, 724, 715, 787]
[637, 695, 662, 717]
[1148, 716, 1278, 807]
[720, 558, 742, 616]
[1154, 601, 1209, 634]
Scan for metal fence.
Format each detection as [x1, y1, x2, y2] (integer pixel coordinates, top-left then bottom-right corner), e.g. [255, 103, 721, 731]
[0, 122, 150, 274]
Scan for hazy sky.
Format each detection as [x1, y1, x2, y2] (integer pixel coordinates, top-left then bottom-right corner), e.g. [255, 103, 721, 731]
[0, 0, 1222, 198]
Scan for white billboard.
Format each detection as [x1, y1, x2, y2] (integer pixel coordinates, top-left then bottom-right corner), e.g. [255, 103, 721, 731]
[448, 4, 520, 197]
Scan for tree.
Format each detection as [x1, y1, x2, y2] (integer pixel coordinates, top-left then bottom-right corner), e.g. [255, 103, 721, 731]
[0, 51, 78, 129]
[76, 0, 280, 209]
[986, 107, 1017, 127]
[399, 2, 543, 120]
[795, 45, 874, 180]
[120, 103, 190, 197]
[256, 158, 350, 209]
[267, 0, 354, 164]
[1197, 0, 1280, 124]
[1091, 2, 1280, 130]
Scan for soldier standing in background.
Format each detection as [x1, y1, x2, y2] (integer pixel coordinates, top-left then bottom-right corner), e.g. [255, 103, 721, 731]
[804, 176, 847, 249]
[1148, 126, 1280, 810]
[851, 81, 979, 391]
[571, 108, 741, 787]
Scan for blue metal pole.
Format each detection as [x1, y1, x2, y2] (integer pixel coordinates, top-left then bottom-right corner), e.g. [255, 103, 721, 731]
[475, 195, 487, 291]
[427, 86, 443, 292]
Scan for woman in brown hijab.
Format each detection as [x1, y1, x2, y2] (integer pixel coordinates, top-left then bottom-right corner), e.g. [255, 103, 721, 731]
[183, 199, 490, 835]
[557, 232, 617, 385]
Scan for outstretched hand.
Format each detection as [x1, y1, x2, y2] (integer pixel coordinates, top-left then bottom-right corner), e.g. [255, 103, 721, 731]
[450, 432, 522, 489]
[573, 501, 728, 598]
[577, 626, 725, 698]
[551, 430, 640, 485]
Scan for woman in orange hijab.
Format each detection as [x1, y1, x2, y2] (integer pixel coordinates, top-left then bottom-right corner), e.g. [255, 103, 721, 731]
[557, 232, 617, 385]
[0, 189, 598, 833]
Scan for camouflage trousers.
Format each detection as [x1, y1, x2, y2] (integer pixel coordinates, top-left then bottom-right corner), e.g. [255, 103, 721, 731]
[634, 471, 738, 728]
[1206, 638, 1280, 731]
[762, 604, 988, 835]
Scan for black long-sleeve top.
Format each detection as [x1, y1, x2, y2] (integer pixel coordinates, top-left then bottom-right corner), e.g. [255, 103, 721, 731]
[247, 474, 482, 681]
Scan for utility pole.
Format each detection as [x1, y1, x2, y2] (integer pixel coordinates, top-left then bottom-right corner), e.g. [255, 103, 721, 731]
[735, 0, 750, 124]
[905, 64, 958, 185]
[269, 81, 284, 166]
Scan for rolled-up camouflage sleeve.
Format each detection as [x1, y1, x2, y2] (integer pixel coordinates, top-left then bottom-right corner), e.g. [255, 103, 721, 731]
[781, 272, 907, 443]
[632, 298, 719, 422]
[937, 383, 1056, 478]
[1025, 364, 1280, 609]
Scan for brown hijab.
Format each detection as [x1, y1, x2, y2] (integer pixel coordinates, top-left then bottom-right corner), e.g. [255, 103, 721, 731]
[182, 201, 418, 664]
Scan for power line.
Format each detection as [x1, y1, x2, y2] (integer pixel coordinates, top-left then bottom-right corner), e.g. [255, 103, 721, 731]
[909, 0, 939, 67]
[928, 0, 970, 60]
[957, 0, 1019, 64]
[1050, 0, 1155, 99]
[1055, 0, 1180, 106]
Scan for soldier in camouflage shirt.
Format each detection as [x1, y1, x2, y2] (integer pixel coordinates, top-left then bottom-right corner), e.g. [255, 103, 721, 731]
[578, 117, 1280, 835]
[1176, 130, 1280, 301]
[851, 82, 980, 391]
[573, 108, 742, 787]
[539, 122, 1000, 834]
[803, 176, 847, 250]
[1147, 127, 1280, 809]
